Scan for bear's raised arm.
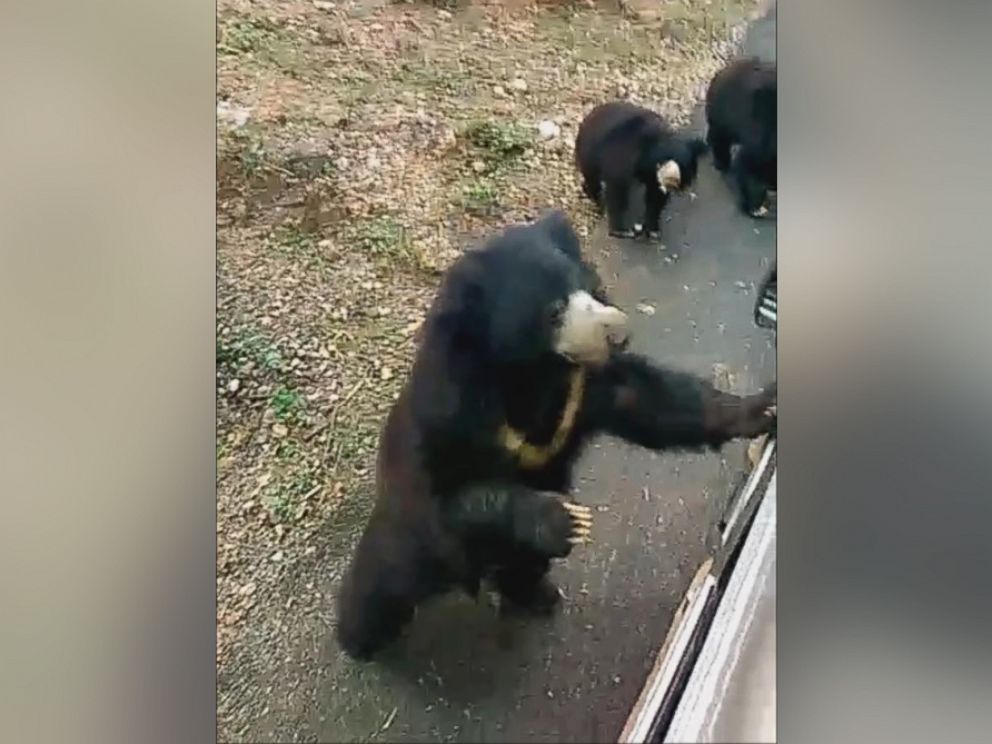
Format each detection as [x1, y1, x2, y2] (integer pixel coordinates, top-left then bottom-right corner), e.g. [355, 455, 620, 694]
[585, 352, 776, 451]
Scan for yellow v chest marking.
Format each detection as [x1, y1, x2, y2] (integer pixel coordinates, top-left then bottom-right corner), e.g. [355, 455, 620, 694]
[498, 367, 586, 469]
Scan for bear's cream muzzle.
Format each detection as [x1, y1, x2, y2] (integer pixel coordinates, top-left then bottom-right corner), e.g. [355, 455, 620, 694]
[553, 291, 629, 367]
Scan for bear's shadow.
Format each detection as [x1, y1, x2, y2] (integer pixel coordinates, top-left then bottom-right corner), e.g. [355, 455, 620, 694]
[370, 592, 555, 707]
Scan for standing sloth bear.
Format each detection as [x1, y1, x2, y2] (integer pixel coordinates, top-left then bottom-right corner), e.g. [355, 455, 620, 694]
[705, 57, 777, 216]
[575, 102, 707, 240]
[336, 211, 776, 660]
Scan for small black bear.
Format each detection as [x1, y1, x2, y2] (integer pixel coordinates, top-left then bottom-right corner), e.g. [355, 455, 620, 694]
[705, 57, 777, 216]
[575, 101, 706, 239]
[335, 211, 777, 661]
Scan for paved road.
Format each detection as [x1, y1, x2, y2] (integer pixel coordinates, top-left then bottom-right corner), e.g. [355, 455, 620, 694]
[304, 10, 777, 744]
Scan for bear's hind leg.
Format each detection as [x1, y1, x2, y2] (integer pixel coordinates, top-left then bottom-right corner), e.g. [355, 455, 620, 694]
[734, 147, 771, 217]
[604, 179, 634, 238]
[707, 123, 734, 172]
[581, 164, 604, 210]
[336, 517, 450, 661]
[336, 575, 417, 661]
[492, 552, 561, 617]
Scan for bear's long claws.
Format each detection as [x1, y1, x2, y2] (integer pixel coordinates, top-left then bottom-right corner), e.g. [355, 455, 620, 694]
[562, 501, 593, 544]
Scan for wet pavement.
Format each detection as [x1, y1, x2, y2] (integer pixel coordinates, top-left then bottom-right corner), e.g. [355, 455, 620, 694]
[303, 10, 777, 744]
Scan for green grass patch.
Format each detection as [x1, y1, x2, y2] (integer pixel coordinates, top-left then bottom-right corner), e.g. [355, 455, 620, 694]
[462, 119, 533, 161]
[270, 223, 319, 254]
[393, 61, 472, 96]
[219, 127, 270, 180]
[218, 16, 304, 75]
[271, 386, 305, 423]
[459, 178, 500, 214]
[275, 438, 301, 463]
[344, 215, 412, 259]
[217, 329, 284, 373]
[263, 468, 319, 523]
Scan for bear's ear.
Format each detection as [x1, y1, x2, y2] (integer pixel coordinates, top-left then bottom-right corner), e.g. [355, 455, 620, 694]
[431, 261, 492, 352]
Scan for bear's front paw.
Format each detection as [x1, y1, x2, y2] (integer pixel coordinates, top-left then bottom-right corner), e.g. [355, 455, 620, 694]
[536, 498, 593, 557]
[738, 384, 777, 437]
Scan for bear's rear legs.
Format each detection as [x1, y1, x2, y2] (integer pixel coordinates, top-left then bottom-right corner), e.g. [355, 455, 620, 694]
[493, 554, 562, 617]
[734, 147, 773, 217]
[336, 580, 418, 661]
[604, 179, 635, 238]
[707, 123, 734, 172]
[336, 516, 455, 661]
[581, 168, 604, 211]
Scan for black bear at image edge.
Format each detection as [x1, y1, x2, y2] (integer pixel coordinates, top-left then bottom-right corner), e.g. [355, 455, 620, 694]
[705, 56, 777, 216]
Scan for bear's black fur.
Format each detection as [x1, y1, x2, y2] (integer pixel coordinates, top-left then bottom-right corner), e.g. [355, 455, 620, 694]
[336, 211, 776, 661]
[705, 57, 777, 216]
[575, 102, 707, 239]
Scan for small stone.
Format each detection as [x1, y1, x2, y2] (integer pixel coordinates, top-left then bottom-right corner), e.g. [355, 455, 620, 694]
[271, 550, 284, 563]
[537, 120, 560, 140]
[272, 423, 289, 438]
[493, 85, 507, 98]
[274, 524, 286, 540]
[228, 379, 240, 393]
[472, 159, 486, 173]
[381, 367, 393, 381]
[636, 302, 656, 316]
[661, 20, 688, 42]
[239, 582, 256, 597]
[511, 78, 528, 92]
[712, 363, 733, 390]
[217, 101, 250, 130]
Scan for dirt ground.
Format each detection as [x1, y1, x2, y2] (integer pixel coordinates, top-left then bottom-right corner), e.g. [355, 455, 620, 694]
[216, 1, 762, 740]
